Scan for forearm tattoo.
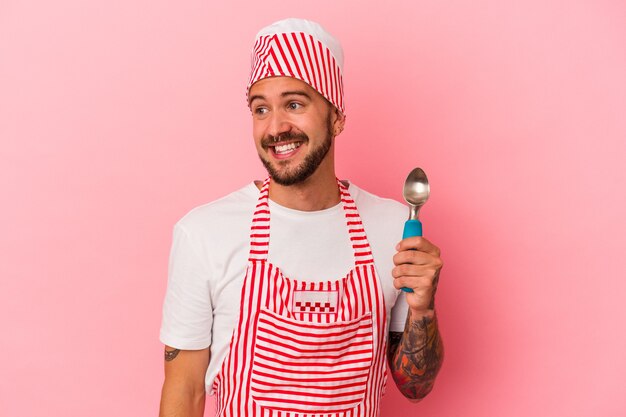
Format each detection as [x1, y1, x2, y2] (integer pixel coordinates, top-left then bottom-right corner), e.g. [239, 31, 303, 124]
[164, 348, 181, 362]
[387, 313, 444, 400]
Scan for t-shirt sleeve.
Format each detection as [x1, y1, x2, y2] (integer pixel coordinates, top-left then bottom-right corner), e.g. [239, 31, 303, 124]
[389, 292, 409, 332]
[160, 223, 213, 349]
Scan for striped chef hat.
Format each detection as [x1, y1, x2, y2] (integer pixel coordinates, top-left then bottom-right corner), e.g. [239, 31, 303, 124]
[247, 18, 345, 114]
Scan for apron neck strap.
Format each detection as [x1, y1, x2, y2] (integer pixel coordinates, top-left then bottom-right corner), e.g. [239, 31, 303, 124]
[248, 178, 374, 266]
[337, 180, 375, 266]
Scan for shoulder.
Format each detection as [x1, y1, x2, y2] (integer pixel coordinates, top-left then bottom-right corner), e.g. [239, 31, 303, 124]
[347, 182, 407, 248]
[349, 183, 407, 221]
[174, 182, 259, 237]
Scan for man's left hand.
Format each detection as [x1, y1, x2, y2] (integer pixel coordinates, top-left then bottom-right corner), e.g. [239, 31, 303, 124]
[392, 237, 443, 316]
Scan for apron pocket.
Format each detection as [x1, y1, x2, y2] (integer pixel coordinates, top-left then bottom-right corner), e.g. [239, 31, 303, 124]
[250, 308, 374, 414]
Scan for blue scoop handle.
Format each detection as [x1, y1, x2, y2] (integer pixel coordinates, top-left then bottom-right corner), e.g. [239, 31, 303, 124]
[401, 219, 422, 293]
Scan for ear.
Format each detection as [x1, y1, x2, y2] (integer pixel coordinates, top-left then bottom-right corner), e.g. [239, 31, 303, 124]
[331, 108, 346, 137]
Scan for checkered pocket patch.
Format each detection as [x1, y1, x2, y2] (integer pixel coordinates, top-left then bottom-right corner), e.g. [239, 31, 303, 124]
[292, 290, 339, 314]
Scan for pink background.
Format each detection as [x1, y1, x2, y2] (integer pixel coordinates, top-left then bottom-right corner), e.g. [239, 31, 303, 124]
[1, 0, 625, 416]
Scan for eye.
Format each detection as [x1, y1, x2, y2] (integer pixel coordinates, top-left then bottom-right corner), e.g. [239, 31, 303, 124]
[253, 106, 268, 116]
[287, 102, 303, 110]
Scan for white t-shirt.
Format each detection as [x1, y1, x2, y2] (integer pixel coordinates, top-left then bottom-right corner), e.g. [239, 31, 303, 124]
[160, 181, 410, 390]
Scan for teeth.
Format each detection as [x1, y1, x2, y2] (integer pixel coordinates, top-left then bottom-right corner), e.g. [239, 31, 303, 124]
[274, 142, 301, 155]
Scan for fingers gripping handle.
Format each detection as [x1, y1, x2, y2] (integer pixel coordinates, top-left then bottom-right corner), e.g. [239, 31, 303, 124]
[400, 219, 422, 293]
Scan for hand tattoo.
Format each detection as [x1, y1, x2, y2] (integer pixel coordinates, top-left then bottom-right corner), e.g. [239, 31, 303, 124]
[164, 348, 181, 362]
[387, 313, 443, 400]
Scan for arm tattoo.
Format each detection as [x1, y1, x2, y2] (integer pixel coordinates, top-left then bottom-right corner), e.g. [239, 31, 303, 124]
[164, 348, 181, 362]
[387, 313, 444, 401]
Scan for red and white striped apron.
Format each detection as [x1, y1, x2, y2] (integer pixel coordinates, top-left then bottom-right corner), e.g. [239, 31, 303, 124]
[213, 179, 388, 417]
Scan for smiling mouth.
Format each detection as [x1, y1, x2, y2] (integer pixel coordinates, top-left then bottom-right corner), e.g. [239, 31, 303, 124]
[272, 141, 303, 155]
[265, 140, 305, 159]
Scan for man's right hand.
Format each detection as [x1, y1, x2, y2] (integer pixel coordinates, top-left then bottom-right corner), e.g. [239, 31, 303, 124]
[159, 346, 210, 417]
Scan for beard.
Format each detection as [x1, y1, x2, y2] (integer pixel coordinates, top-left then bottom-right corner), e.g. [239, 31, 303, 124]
[259, 114, 333, 186]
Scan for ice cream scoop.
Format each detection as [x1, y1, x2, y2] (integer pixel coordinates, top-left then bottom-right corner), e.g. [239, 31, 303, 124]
[401, 167, 430, 292]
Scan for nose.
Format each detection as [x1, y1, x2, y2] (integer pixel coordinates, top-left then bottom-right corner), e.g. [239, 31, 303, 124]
[266, 110, 292, 138]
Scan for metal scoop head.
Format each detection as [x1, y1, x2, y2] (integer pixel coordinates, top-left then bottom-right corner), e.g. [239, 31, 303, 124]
[403, 167, 430, 220]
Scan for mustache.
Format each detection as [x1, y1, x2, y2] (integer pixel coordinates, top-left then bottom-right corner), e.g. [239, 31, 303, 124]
[261, 132, 309, 147]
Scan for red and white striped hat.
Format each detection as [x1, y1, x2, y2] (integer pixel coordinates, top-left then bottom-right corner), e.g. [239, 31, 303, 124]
[247, 18, 345, 114]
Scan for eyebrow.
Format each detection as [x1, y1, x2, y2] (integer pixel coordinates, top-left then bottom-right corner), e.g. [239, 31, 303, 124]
[248, 90, 312, 105]
[248, 94, 264, 105]
[281, 90, 312, 100]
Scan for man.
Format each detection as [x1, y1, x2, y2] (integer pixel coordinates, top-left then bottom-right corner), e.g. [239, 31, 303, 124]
[159, 18, 443, 417]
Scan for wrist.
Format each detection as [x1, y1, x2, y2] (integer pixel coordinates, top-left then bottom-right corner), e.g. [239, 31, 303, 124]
[409, 308, 435, 322]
